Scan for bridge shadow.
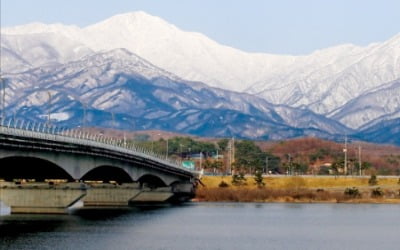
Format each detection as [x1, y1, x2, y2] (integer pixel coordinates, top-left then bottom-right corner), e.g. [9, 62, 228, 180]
[0, 204, 174, 237]
[0, 214, 72, 238]
[70, 203, 173, 220]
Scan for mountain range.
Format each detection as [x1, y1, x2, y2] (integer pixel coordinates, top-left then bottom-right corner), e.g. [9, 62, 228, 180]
[1, 11, 399, 144]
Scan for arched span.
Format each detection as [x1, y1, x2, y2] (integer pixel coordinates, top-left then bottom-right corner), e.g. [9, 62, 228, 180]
[80, 166, 133, 183]
[0, 156, 74, 181]
[138, 174, 167, 188]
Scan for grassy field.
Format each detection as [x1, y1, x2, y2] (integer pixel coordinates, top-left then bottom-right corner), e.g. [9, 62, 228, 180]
[200, 175, 399, 189]
[196, 175, 400, 203]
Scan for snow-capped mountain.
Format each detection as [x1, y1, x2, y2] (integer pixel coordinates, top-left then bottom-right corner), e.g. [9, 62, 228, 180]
[1, 48, 349, 140]
[3, 12, 399, 117]
[1, 12, 294, 92]
[1, 11, 399, 143]
[1, 32, 93, 73]
[329, 79, 400, 129]
[247, 34, 400, 114]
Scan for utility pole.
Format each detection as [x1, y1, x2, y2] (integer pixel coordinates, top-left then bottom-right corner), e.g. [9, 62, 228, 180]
[231, 137, 235, 175]
[229, 138, 234, 175]
[344, 135, 348, 175]
[265, 156, 269, 175]
[229, 137, 235, 176]
[199, 151, 202, 170]
[358, 145, 362, 176]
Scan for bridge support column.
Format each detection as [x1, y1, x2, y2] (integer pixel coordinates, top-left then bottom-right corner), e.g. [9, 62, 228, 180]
[0, 182, 87, 214]
[130, 187, 174, 203]
[170, 182, 196, 203]
[83, 183, 141, 207]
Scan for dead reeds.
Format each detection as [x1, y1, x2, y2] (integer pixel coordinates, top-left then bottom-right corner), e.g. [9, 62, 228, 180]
[195, 186, 400, 203]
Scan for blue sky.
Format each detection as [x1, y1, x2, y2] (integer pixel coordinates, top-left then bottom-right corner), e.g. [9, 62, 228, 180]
[1, 0, 399, 55]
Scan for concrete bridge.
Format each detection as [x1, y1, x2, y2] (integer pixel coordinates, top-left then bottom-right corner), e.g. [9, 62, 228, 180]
[0, 120, 199, 214]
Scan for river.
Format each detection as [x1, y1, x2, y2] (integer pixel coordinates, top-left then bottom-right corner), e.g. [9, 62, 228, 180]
[1, 202, 399, 250]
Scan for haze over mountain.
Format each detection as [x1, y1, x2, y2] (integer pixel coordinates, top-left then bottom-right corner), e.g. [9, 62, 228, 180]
[1, 11, 399, 144]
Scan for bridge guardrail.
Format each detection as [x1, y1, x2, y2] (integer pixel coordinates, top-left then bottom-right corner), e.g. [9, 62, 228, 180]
[0, 118, 197, 175]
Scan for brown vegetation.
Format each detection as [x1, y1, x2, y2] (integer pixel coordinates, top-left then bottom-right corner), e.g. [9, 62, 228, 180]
[196, 186, 400, 203]
[258, 137, 400, 175]
[195, 176, 400, 203]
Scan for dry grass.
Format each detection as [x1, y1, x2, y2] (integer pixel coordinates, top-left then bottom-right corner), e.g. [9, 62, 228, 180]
[196, 176, 400, 203]
[200, 176, 398, 189]
[196, 187, 343, 203]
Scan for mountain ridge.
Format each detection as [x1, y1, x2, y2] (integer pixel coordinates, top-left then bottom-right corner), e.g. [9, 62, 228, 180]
[1, 11, 399, 144]
[2, 48, 351, 141]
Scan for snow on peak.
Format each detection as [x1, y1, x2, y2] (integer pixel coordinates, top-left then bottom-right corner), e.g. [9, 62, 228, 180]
[1, 22, 80, 35]
[92, 11, 169, 26]
[2, 12, 400, 130]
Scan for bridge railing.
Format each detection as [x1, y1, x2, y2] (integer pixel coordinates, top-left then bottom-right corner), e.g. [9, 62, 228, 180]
[0, 118, 194, 174]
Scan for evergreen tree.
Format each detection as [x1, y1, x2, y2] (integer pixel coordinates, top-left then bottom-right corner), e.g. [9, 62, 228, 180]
[368, 174, 378, 186]
[231, 172, 247, 186]
[254, 168, 265, 188]
[217, 138, 229, 152]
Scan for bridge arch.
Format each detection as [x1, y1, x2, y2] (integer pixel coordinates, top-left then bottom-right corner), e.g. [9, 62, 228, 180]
[0, 156, 74, 181]
[137, 174, 168, 188]
[80, 165, 133, 183]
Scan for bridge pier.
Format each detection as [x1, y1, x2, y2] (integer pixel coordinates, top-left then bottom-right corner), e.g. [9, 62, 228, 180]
[0, 182, 87, 214]
[130, 187, 174, 203]
[83, 183, 194, 206]
[170, 182, 196, 203]
[83, 183, 141, 207]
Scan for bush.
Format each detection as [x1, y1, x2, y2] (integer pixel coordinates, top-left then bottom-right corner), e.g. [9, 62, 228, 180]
[344, 187, 361, 198]
[231, 172, 247, 186]
[371, 187, 383, 197]
[368, 175, 378, 186]
[218, 180, 229, 188]
[254, 169, 265, 188]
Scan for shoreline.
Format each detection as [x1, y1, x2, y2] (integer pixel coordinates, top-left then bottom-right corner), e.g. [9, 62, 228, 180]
[193, 197, 400, 204]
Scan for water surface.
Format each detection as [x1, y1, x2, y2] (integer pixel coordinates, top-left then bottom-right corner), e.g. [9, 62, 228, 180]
[1, 203, 399, 250]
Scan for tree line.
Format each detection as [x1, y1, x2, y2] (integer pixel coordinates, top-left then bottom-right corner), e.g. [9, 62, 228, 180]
[130, 134, 399, 176]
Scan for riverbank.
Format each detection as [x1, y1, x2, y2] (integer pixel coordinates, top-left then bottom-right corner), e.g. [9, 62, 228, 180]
[195, 176, 400, 203]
